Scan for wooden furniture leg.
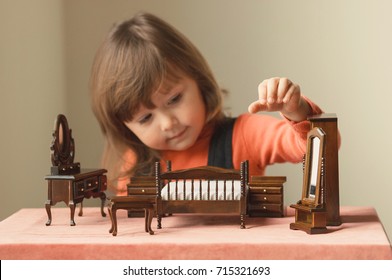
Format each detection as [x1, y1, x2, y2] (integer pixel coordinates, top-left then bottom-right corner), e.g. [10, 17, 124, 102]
[145, 208, 154, 235]
[109, 207, 118, 236]
[78, 202, 83, 217]
[108, 203, 115, 235]
[100, 193, 107, 217]
[157, 215, 162, 229]
[69, 202, 76, 226]
[240, 214, 245, 229]
[45, 202, 52, 226]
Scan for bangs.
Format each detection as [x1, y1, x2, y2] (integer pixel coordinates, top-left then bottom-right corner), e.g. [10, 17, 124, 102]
[113, 60, 182, 123]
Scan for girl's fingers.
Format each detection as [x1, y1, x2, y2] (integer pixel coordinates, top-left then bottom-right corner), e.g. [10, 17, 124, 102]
[248, 101, 268, 113]
[266, 77, 279, 104]
[277, 78, 290, 103]
[257, 80, 268, 105]
[250, 77, 300, 114]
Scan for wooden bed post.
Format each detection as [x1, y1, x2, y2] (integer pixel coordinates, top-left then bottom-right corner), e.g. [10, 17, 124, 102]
[240, 160, 248, 229]
[155, 161, 162, 229]
[308, 114, 341, 226]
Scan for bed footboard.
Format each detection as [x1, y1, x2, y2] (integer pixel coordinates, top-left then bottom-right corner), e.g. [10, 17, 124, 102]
[155, 160, 249, 229]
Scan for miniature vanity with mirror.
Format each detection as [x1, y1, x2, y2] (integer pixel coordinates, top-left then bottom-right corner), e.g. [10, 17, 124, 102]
[290, 127, 327, 234]
[45, 114, 107, 226]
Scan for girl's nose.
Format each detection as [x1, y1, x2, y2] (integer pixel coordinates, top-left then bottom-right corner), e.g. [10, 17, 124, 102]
[160, 112, 178, 131]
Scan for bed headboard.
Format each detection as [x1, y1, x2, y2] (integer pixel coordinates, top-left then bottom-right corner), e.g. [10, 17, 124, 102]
[155, 161, 248, 179]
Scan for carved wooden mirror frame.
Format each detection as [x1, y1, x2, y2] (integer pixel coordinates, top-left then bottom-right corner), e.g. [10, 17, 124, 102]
[50, 114, 80, 175]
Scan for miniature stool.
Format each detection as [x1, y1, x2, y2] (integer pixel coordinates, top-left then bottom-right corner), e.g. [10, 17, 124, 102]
[108, 195, 155, 236]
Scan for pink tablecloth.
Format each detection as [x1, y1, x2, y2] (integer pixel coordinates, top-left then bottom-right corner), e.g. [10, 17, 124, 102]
[0, 206, 390, 260]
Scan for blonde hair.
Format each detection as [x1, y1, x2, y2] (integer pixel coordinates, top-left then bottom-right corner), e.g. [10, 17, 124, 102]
[90, 12, 224, 187]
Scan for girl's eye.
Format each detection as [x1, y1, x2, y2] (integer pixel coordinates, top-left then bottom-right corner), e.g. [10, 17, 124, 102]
[138, 113, 152, 124]
[167, 93, 182, 105]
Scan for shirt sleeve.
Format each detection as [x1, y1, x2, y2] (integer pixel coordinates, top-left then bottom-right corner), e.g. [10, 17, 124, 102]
[233, 95, 324, 169]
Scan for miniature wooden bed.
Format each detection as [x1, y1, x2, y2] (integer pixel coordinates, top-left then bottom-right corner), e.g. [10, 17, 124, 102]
[155, 160, 249, 229]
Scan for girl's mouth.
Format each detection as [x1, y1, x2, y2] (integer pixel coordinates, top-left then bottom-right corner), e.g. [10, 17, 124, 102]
[168, 128, 187, 141]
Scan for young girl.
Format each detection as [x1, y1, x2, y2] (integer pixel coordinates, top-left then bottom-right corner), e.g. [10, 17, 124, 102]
[90, 12, 324, 196]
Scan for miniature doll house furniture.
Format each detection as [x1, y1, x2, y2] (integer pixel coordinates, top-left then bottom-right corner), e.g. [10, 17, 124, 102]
[109, 114, 339, 235]
[155, 160, 249, 229]
[108, 176, 157, 236]
[44, 114, 107, 226]
[111, 164, 287, 236]
[126, 173, 286, 219]
[108, 195, 155, 236]
[308, 114, 341, 226]
[107, 161, 249, 236]
[290, 113, 341, 234]
[290, 127, 327, 234]
[248, 176, 286, 217]
[127, 175, 286, 218]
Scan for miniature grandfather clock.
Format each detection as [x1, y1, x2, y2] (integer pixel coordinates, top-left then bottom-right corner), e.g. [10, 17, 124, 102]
[290, 127, 327, 234]
[45, 114, 107, 226]
[308, 114, 341, 226]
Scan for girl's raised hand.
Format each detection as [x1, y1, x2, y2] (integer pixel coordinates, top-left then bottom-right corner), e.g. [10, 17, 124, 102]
[248, 77, 310, 122]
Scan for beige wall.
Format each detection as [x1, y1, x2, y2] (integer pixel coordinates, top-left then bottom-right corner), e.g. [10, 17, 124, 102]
[0, 0, 66, 219]
[1, 0, 391, 242]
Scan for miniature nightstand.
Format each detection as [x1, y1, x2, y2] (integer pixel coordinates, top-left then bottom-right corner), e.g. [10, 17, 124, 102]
[127, 176, 156, 217]
[248, 176, 286, 217]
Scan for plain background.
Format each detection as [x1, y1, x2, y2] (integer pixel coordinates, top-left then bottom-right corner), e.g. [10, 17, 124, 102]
[1, 0, 391, 243]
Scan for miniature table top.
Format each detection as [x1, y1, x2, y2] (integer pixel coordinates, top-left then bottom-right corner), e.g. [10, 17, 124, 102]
[0, 206, 390, 260]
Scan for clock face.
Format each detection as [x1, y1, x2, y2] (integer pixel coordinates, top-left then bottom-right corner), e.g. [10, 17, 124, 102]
[51, 114, 75, 166]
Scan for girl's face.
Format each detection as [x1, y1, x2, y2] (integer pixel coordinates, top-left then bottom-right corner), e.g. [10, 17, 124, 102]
[124, 75, 206, 151]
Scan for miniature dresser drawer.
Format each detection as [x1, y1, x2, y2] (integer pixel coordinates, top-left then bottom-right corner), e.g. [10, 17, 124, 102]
[128, 185, 156, 195]
[74, 176, 100, 198]
[74, 180, 86, 198]
[250, 194, 282, 204]
[127, 177, 156, 195]
[249, 186, 282, 194]
[248, 203, 283, 217]
[84, 177, 99, 191]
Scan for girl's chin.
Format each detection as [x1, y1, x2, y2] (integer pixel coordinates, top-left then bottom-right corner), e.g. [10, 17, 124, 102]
[168, 143, 193, 151]
[166, 138, 197, 151]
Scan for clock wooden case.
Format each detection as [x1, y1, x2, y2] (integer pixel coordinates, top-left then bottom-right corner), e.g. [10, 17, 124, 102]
[290, 127, 327, 234]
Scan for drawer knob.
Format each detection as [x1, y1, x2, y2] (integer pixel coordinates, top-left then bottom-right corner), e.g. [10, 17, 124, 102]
[264, 197, 267, 200]
[263, 206, 267, 209]
[263, 189, 267, 193]
[142, 189, 145, 193]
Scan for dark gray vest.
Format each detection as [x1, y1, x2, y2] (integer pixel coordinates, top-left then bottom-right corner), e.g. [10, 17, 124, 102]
[207, 117, 236, 169]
